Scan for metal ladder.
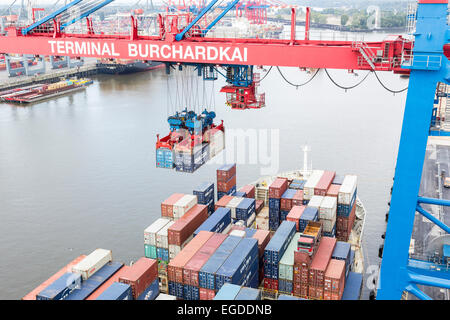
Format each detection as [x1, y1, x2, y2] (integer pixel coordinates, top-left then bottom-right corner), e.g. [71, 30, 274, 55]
[440, 84, 450, 131]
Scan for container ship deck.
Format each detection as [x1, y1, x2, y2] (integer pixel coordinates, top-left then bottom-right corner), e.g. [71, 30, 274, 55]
[23, 164, 364, 301]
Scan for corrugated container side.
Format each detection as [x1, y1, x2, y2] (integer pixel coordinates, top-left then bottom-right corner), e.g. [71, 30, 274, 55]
[342, 272, 363, 300]
[199, 236, 242, 290]
[215, 195, 233, 210]
[324, 259, 346, 298]
[173, 194, 198, 219]
[303, 170, 324, 200]
[319, 196, 337, 220]
[156, 220, 175, 249]
[309, 237, 337, 288]
[168, 231, 214, 284]
[278, 233, 301, 281]
[217, 175, 237, 193]
[314, 171, 336, 196]
[268, 177, 288, 199]
[338, 175, 357, 205]
[168, 204, 208, 246]
[118, 257, 158, 299]
[183, 233, 228, 286]
[194, 207, 231, 236]
[252, 229, 271, 258]
[161, 193, 185, 218]
[286, 205, 306, 231]
[144, 218, 171, 246]
[226, 196, 245, 219]
[217, 164, 236, 182]
[264, 221, 296, 266]
[292, 190, 304, 206]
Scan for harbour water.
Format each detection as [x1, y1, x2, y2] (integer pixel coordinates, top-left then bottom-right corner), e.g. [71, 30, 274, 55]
[0, 32, 408, 299]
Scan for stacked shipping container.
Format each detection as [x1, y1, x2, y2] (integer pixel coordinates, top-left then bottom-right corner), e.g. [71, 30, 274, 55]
[217, 164, 237, 200]
[268, 178, 288, 231]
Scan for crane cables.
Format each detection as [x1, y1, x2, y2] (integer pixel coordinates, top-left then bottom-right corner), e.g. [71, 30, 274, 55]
[373, 70, 409, 94]
[276, 66, 320, 89]
[324, 68, 370, 91]
[254, 66, 273, 84]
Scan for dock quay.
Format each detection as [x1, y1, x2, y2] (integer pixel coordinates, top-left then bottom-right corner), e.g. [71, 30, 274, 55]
[0, 62, 99, 92]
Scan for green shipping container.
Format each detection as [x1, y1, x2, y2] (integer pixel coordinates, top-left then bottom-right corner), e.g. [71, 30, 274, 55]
[278, 233, 301, 281]
[145, 244, 157, 259]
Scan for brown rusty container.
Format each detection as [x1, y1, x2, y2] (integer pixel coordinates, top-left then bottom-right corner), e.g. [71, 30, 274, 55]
[255, 200, 264, 214]
[215, 195, 233, 210]
[268, 177, 288, 199]
[118, 257, 158, 299]
[292, 190, 304, 206]
[252, 229, 271, 258]
[161, 193, 185, 218]
[326, 184, 341, 198]
[217, 175, 236, 193]
[309, 237, 336, 288]
[217, 164, 236, 182]
[287, 205, 306, 232]
[239, 184, 256, 198]
[324, 258, 346, 296]
[168, 204, 208, 246]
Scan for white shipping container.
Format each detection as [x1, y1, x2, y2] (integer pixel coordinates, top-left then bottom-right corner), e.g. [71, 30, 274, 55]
[321, 216, 337, 233]
[303, 170, 324, 200]
[156, 220, 175, 249]
[338, 175, 357, 205]
[308, 195, 324, 209]
[173, 194, 197, 219]
[278, 233, 300, 281]
[144, 218, 171, 246]
[156, 293, 177, 300]
[222, 224, 232, 235]
[226, 197, 245, 219]
[72, 248, 112, 280]
[319, 196, 337, 220]
[230, 230, 246, 238]
[246, 212, 256, 227]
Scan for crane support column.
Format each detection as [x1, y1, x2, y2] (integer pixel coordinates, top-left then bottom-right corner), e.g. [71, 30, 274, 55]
[377, 0, 450, 300]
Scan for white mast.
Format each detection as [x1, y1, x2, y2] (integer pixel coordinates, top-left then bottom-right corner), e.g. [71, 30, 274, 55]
[302, 144, 312, 177]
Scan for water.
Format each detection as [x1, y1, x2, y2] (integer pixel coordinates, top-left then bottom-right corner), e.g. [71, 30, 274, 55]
[0, 37, 408, 299]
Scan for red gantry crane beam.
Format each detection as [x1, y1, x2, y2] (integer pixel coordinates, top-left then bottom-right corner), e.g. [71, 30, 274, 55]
[0, 9, 412, 73]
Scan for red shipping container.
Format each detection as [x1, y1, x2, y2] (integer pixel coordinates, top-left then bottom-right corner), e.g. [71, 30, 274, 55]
[255, 200, 264, 214]
[217, 175, 236, 193]
[324, 259, 346, 295]
[326, 184, 340, 198]
[161, 193, 185, 218]
[287, 206, 306, 231]
[168, 204, 208, 246]
[183, 233, 228, 286]
[215, 195, 233, 210]
[309, 237, 336, 288]
[294, 249, 313, 266]
[314, 171, 336, 196]
[337, 201, 356, 232]
[312, 285, 324, 299]
[292, 190, 304, 206]
[200, 288, 215, 300]
[252, 229, 271, 258]
[294, 282, 308, 298]
[168, 231, 214, 283]
[280, 196, 293, 211]
[118, 257, 158, 299]
[217, 164, 236, 182]
[239, 184, 255, 198]
[268, 177, 288, 199]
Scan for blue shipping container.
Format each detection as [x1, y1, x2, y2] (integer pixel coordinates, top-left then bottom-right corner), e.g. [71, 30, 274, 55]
[235, 287, 261, 300]
[281, 189, 297, 201]
[168, 281, 176, 296]
[269, 198, 281, 209]
[214, 283, 242, 300]
[244, 228, 257, 238]
[234, 191, 246, 198]
[332, 241, 351, 274]
[36, 272, 82, 300]
[332, 174, 345, 185]
[157, 247, 169, 262]
[215, 238, 258, 290]
[199, 235, 242, 290]
[342, 272, 363, 300]
[193, 182, 215, 204]
[136, 278, 159, 300]
[96, 282, 133, 300]
[66, 262, 123, 300]
[264, 220, 296, 266]
[194, 207, 232, 236]
[236, 198, 256, 221]
[299, 207, 318, 232]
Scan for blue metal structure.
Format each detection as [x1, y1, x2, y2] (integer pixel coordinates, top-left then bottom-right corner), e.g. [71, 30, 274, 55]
[21, 0, 83, 35]
[61, 0, 114, 30]
[377, 0, 450, 300]
[201, 0, 240, 36]
[175, 0, 220, 41]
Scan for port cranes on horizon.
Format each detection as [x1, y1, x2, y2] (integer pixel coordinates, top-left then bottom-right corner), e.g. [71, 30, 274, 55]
[0, 0, 450, 300]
